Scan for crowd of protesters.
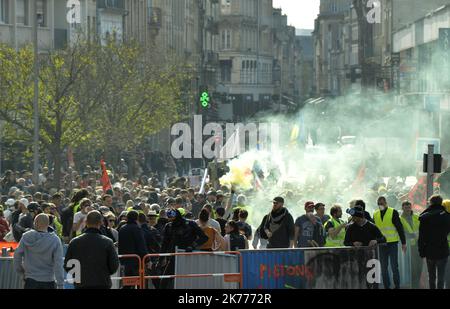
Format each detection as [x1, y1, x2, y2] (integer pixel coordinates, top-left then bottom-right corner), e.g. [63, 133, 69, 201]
[0, 164, 449, 290]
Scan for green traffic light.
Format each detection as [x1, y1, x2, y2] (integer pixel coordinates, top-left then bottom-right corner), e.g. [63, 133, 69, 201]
[200, 91, 210, 108]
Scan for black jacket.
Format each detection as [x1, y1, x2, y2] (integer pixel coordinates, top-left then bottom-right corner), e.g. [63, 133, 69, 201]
[418, 204, 450, 259]
[161, 218, 208, 253]
[61, 206, 74, 237]
[118, 221, 148, 260]
[264, 208, 295, 249]
[141, 223, 161, 254]
[64, 228, 119, 289]
[344, 220, 387, 247]
[155, 218, 169, 234]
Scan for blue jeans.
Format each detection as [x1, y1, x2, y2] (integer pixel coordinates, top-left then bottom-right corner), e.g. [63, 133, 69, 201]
[24, 278, 56, 289]
[426, 257, 447, 289]
[379, 242, 400, 289]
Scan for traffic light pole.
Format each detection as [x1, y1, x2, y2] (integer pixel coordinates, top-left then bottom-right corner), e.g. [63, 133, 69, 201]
[427, 144, 434, 201]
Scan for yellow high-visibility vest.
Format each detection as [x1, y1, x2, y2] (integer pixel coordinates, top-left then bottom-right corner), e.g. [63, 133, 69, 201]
[374, 207, 400, 243]
[400, 214, 419, 246]
[324, 218, 346, 247]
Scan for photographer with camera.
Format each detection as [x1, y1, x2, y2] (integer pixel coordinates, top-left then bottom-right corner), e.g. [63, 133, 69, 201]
[344, 205, 386, 247]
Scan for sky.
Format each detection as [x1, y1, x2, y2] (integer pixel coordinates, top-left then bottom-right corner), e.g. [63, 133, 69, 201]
[272, 0, 320, 30]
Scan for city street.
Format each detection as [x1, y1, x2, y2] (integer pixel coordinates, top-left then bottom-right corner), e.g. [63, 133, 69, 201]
[0, 0, 449, 294]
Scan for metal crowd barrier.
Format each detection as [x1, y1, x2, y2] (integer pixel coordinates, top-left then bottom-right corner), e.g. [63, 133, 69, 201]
[111, 254, 144, 289]
[142, 251, 242, 289]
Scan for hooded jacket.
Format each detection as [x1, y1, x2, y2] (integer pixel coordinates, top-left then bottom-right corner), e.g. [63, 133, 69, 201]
[13, 227, 64, 287]
[264, 207, 295, 248]
[161, 212, 208, 253]
[418, 204, 450, 259]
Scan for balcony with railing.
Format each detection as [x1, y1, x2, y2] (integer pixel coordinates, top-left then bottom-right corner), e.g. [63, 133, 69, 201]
[97, 0, 125, 11]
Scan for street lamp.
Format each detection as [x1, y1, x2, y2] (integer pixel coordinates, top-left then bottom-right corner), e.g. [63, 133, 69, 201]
[32, 0, 40, 185]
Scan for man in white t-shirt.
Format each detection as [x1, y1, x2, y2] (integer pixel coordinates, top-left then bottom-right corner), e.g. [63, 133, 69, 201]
[72, 198, 92, 237]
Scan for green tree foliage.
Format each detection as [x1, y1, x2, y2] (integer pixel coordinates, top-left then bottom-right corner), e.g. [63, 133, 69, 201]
[0, 39, 190, 187]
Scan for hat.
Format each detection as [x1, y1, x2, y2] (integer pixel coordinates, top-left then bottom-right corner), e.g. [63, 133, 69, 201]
[99, 206, 110, 214]
[206, 190, 216, 196]
[273, 197, 285, 204]
[147, 210, 158, 217]
[216, 190, 224, 197]
[19, 198, 29, 208]
[27, 202, 40, 212]
[6, 198, 16, 207]
[9, 187, 19, 194]
[304, 201, 315, 208]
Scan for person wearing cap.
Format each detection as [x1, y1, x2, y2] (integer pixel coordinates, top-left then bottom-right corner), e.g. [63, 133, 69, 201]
[13, 202, 41, 242]
[374, 196, 406, 289]
[147, 210, 158, 228]
[206, 190, 217, 204]
[344, 205, 386, 247]
[14, 214, 64, 289]
[153, 209, 168, 234]
[294, 201, 325, 248]
[137, 213, 161, 254]
[214, 191, 225, 209]
[400, 200, 422, 288]
[264, 197, 295, 249]
[10, 198, 29, 228]
[3, 198, 16, 223]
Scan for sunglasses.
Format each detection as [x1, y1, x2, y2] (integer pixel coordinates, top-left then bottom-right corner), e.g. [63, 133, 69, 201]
[108, 219, 116, 223]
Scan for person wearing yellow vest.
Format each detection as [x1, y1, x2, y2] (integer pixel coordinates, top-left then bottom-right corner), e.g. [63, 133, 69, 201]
[400, 200, 422, 289]
[419, 195, 449, 289]
[324, 205, 347, 247]
[374, 196, 406, 289]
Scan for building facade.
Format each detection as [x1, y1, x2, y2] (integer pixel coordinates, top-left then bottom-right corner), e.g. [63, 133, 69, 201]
[0, 0, 55, 51]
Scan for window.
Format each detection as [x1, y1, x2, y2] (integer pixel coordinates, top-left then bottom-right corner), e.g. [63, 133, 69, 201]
[37, 0, 46, 27]
[221, 29, 232, 50]
[220, 60, 232, 82]
[0, 0, 8, 23]
[16, 0, 28, 25]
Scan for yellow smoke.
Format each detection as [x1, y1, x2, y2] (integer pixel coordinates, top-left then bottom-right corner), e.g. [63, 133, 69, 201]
[219, 156, 255, 190]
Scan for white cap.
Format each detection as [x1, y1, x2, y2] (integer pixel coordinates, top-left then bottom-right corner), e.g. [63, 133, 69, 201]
[19, 198, 29, 208]
[6, 198, 16, 207]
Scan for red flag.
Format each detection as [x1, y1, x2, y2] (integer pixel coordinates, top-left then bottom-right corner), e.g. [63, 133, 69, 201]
[408, 176, 427, 212]
[100, 159, 112, 193]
